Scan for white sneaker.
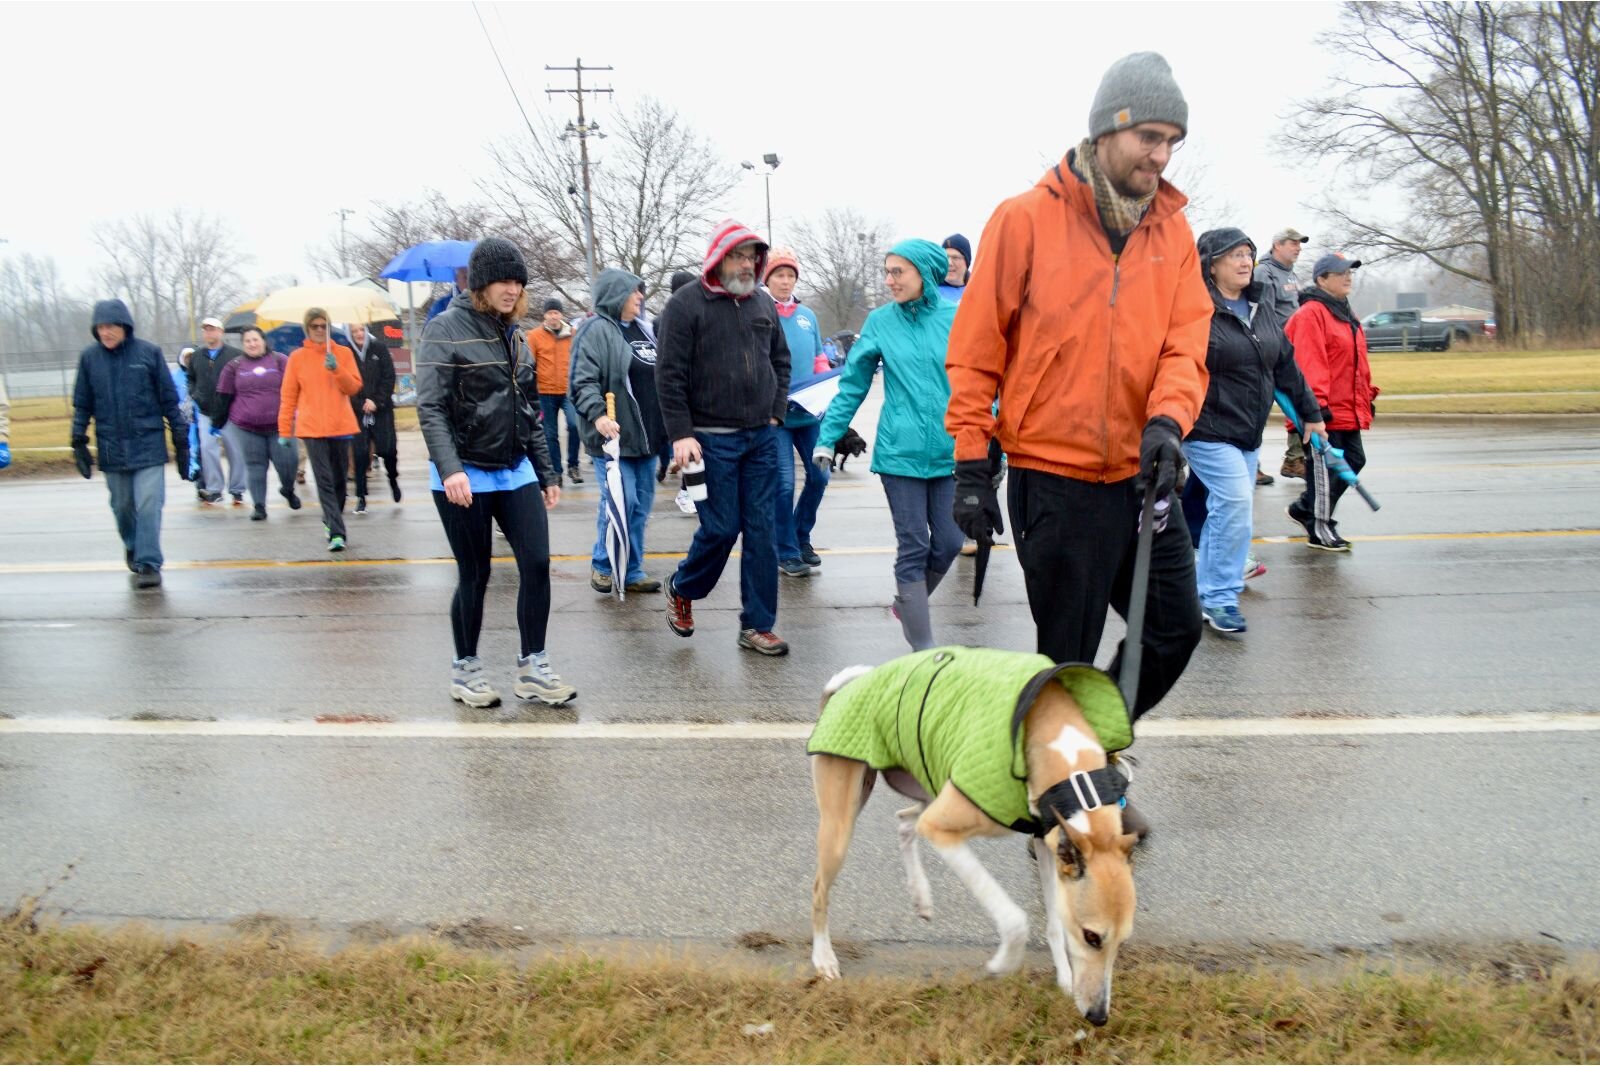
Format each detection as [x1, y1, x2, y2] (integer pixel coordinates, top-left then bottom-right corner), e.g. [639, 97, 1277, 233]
[450, 656, 501, 708]
[1243, 554, 1267, 580]
[675, 488, 697, 514]
[515, 654, 577, 705]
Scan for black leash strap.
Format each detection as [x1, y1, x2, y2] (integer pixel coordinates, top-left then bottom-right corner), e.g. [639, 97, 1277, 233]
[1120, 480, 1159, 715]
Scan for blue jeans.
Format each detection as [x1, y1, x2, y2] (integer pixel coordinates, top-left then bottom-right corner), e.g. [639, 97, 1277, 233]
[672, 426, 780, 632]
[590, 452, 658, 583]
[540, 394, 581, 470]
[880, 473, 963, 585]
[773, 422, 830, 561]
[104, 464, 167, 570]
[1181, 441, 1258, 609]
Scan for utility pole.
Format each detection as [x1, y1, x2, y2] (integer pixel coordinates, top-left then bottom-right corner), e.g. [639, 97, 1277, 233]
[546, 58, 613, 298]
[334, 207, 356, 276]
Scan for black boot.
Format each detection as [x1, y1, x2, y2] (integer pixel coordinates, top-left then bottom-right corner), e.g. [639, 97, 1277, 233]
[389, 475, 402, 502]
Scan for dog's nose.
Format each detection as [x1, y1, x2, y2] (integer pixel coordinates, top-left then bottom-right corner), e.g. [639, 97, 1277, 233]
[1086, 1005, 1108, 1027]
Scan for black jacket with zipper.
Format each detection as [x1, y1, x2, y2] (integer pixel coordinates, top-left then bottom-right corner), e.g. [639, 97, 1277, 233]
[187, 343, 243, 423]
[1186, 281, 1320, 451]
[654, 282, 790, 442]
[415, 293, 556, 485]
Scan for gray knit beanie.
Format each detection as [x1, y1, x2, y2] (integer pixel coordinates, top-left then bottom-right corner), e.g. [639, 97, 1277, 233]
[1089, 52, 1188, 140]
[468, 236, 529, 290]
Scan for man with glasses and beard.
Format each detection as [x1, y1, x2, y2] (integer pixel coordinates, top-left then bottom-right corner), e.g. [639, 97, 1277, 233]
[945, 53, 1211, 837]
[655, 219, 792, 656]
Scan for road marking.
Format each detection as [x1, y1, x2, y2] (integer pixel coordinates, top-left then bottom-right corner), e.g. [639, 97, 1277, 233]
[1, 712, 1596, 740]
[2, 527, 1597, 576]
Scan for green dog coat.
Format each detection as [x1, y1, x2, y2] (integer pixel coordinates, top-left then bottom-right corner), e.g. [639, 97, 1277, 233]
[807, 647, 1131, 833]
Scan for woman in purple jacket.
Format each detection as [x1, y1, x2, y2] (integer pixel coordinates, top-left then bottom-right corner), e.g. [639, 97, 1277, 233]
[215, 327, 301, 520]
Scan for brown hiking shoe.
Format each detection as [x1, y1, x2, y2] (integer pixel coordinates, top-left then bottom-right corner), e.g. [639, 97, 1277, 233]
[665, 577, 694, 636]
[737, 628, 790, 656]
[1255, 467, 1275, 486]
[1279, 456, 1306, 480]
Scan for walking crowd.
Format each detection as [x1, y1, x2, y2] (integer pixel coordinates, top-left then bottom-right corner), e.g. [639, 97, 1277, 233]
[56, 52, 1378, 725]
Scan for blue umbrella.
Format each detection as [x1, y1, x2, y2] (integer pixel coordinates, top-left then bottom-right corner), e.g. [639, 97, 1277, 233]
[378, 240, 479, 282]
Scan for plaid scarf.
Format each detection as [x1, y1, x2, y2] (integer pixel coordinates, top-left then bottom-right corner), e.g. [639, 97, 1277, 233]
[1069, 137, 1155, 238]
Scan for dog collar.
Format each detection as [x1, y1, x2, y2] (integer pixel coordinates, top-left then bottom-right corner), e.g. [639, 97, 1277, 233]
[1032, 767, 1127, 838]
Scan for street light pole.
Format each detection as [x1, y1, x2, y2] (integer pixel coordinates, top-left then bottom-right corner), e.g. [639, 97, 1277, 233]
[743, 155, 781, 242]
[334, 207, 355, 275]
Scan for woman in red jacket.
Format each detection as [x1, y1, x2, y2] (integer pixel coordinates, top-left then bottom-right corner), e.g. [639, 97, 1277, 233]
[277, 308, 364, 551]
[1283, 253, 1379, 552]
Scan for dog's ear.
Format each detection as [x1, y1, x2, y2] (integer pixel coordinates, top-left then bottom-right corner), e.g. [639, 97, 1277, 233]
[1052, 812, 1087, 880]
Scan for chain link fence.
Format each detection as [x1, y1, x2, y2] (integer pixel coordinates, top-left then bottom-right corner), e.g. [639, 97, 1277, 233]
[1, 339, 198, 401]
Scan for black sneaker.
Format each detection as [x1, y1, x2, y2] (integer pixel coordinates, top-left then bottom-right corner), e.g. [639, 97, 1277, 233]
[1288, 503, 1352, 552]
[251, 505, 267, 521]
[355, 496, 367, 515]
[280, 486, 302, 510]
[133, 564, 162, 589]
[779, 558, 813, 578]
[798, 542, 822, 567]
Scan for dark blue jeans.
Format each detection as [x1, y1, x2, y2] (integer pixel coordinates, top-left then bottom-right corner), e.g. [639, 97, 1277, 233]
[671, 426, 780, 632]
[540, 394, 581, 470]
[774, 422, 830, 561]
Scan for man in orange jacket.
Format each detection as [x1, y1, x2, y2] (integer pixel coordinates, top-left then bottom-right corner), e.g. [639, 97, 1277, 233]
[946, 51, 1211, 731]
[278, 307, 364, 551]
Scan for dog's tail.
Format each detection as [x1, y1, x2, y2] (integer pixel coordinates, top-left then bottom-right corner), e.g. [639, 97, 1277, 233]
[820, 664, 873, 714]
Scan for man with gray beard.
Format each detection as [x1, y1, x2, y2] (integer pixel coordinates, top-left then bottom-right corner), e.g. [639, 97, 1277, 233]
[655, 219, 792, 655]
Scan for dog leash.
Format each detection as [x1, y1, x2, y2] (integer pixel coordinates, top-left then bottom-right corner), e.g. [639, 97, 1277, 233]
[1119, 480, 1159, 716]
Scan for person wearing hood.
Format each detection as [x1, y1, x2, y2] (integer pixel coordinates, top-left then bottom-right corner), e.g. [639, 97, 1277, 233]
[345, 321, 400, 512]
[763, 247, 830, 577]
[569, 267, 666, 594]
[71, 298, 192, 588]
[938, 234, 972, 303]
[655, 219, 792, 656]
[813, 238, 961, 652]
[531, 297, 583, 486]
[1283, 252, 1378, 552]
[1184, 228, 1322, 634]
[944, 52, 1210, 814]
[417, 237, 573, 709]
[277, 308, 364, 551]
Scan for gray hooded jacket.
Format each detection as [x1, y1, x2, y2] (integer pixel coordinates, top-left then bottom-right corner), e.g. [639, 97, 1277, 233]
[569, 268, 655, 459]
[1253, 255, 1303, 328]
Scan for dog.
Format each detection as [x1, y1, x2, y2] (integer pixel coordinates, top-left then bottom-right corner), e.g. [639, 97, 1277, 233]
[808, 649, 1138, 1026]
[831, 426, 867, 471]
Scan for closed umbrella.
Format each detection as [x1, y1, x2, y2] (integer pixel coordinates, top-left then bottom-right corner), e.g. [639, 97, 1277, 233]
[600, 392, 630, 601]
[378, 240, 478, 282]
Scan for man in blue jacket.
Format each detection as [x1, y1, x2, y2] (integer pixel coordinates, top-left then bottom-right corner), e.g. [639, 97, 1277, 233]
[72, 299, 192, 588]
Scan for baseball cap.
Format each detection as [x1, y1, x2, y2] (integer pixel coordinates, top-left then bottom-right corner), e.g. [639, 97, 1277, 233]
[1272, 228, 1311, 244]
[200, 316, 224, 329]
[1311, 252, 1361, 277]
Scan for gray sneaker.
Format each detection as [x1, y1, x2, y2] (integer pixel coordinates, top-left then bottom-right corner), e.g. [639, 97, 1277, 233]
[515, 654, 577, 705]
[450, 656, 501, 708]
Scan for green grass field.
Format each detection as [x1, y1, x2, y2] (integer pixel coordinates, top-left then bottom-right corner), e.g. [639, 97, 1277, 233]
[3, 913, 1595, 1065]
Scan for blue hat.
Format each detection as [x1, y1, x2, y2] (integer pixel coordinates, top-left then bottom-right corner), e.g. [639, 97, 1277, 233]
[1311, 252, 1361, 277]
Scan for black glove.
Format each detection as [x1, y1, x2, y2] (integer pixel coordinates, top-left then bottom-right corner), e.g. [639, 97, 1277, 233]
[71, 435, 94, 480]
[953, 458, 1004, 542]
[1136, 415, 1184, 499]
[171, 427, 193, 482]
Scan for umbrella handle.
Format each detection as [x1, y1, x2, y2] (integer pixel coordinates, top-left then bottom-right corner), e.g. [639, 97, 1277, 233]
[605, 392, 616, 421]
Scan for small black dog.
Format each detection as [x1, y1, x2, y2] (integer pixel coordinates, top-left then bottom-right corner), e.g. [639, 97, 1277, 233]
[832, 427, 867, 471]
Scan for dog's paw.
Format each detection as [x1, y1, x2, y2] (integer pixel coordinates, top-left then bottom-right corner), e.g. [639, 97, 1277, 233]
[984, 914, 1028, 976]
[813, 945, 841, 980]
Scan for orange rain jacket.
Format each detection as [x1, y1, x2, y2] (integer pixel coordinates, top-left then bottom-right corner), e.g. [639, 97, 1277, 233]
[946, 157, 1212, 483]
[530, 321, 573, 397]
[278, 341, 363, 439]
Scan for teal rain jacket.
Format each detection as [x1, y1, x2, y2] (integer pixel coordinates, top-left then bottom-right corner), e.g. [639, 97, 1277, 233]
[816, 239, 958, 479]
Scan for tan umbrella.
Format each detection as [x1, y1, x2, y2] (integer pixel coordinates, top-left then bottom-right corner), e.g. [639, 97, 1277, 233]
[253, 285, 399, 349]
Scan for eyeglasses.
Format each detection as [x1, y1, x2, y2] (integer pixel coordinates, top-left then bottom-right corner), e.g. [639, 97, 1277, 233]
[308, 322, 328, 331]
[1133, 128, 1185, 153]
[726, 249, 760, 265]
[884, 267, 910, 279]
[1217, 248, 1254, 263]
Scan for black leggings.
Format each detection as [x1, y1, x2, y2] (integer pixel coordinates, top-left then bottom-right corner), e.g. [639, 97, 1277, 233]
[432, 483, 551, 660]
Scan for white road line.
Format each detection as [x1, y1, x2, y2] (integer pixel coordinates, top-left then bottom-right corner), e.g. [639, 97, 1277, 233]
[0, 713, 1597, 740]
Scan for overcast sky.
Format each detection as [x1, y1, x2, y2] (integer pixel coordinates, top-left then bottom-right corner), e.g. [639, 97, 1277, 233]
[0, 0, 1352, 300]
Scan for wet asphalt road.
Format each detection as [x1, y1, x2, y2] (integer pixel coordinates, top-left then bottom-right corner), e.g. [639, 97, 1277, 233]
[2, 404, 1598, 964]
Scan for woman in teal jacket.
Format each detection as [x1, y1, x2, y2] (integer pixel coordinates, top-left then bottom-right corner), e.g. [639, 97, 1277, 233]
[814, 238, 961, 651]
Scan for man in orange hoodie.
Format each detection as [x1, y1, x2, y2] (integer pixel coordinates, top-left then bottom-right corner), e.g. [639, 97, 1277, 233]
[946, 52, 1211, 733]
[530, 297, 581, 486]
[278, 307, 364, 551]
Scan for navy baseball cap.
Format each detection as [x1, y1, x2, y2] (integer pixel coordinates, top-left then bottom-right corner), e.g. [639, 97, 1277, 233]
[1311, 252, 1361, 277]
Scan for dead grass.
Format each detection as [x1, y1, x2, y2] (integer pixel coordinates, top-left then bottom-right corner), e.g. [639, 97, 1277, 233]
[1372, 348, 1600, 395]
[1380, 393, 1600, 415]
[2, 911, 1595, 1065]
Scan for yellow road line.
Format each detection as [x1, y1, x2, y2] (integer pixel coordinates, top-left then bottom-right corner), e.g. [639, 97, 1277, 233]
[2, 528, 1596, 576]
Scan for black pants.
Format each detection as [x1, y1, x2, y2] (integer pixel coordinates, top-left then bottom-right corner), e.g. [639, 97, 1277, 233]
[432, 483, 551, 660]
[303, 437, 350, 540]
[352, 416, 398, 499]
[1007, 468, 1201, 721]
[1296, 429, 1365, 530]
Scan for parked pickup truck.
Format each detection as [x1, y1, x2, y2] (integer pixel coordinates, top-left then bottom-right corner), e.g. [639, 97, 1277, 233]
[1362, 309, 1478, 351]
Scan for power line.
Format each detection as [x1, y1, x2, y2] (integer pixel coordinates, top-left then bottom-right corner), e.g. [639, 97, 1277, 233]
[546, 59, 613, 295]
[470, 1, 540, 144]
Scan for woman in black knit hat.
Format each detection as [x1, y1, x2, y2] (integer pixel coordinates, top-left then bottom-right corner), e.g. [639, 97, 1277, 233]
[415, 237, 575, 709]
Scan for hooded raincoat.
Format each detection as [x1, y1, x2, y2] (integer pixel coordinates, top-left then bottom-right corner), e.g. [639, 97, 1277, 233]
[569, 268, 658, 459]
[72, 299, 186, 472]
[816, 239, 959, 479]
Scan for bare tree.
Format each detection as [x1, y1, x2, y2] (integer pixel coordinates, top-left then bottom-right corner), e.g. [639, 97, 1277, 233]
[305, 189, 497, 281]
[0, 253, 90, 356]
[92, 208, 248, 344]
[790, 208, 894, 335]
[479, 96, 740, 309]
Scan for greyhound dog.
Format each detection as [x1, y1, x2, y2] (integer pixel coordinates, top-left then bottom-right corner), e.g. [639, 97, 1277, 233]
[809, 650, 1138, 1026]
